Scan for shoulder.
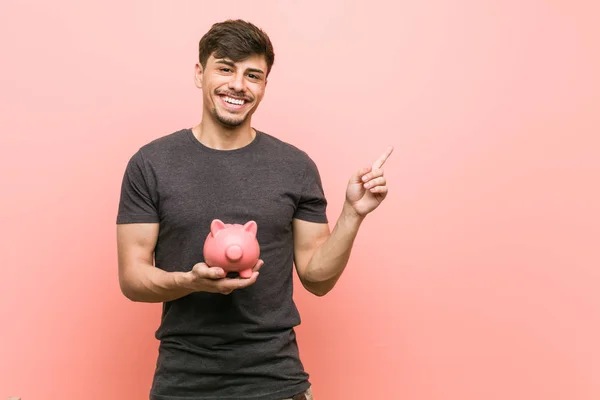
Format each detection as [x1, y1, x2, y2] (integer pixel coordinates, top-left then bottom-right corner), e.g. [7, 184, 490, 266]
[137, 129, 191, 157]
[256, 130, 316, 166]
[124, 129, 192, 170]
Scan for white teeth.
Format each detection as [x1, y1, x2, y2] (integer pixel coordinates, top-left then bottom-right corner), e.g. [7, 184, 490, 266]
[224, 96, 245, 105]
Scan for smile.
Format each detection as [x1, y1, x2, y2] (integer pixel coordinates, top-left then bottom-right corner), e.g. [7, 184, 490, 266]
[223, 96, 246, 105]
[219, 95, 249, 111]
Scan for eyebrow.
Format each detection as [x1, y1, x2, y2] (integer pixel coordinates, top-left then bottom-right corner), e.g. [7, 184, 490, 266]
[215, 59, 265, 76]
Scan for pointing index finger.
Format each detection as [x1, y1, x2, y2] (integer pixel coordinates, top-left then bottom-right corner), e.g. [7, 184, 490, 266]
[372, 146, 394, 169]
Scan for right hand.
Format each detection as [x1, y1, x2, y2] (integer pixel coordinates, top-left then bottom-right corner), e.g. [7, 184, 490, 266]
[180, 259, 264, 295]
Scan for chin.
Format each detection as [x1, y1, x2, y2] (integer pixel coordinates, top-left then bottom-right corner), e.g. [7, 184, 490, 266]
[216, 115, 247, 128]
[213, 108, 250, 128]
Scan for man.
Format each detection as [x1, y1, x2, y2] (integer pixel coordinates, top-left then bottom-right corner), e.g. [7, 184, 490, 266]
[116, 19, 392, 400]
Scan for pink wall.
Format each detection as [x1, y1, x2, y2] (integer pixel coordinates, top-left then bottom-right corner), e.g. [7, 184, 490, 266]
[1, 1, 599, 399]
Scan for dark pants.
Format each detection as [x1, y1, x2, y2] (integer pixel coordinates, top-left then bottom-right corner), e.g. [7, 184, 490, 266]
[282, 387, 313, 400]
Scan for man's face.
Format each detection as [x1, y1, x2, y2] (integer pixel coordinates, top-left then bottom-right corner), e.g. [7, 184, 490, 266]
[195, 53, 268, 128]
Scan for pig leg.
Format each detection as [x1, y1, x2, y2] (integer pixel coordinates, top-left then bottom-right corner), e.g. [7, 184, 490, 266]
[239, 268, 253, 279]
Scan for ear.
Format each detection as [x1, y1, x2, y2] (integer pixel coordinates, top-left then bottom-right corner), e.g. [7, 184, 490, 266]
[210, 219, 225, 236]
[243, 220, 258, 237]
[195, 63, 203, 89]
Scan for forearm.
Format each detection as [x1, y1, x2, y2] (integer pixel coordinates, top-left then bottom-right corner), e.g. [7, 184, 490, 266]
[302, 203, 364, 295]
[120, 262, 194, 303]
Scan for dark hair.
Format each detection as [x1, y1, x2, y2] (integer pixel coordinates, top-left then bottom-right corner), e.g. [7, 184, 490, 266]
[198, 19, 275, 76]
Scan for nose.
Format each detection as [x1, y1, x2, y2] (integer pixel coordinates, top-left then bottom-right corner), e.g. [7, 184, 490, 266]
[226, 245, 243, 261]
[227, 72, 246, 94]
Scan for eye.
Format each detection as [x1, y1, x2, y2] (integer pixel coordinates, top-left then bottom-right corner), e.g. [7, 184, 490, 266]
[220, 67, 232, 73]
[248, 74, 261, 81]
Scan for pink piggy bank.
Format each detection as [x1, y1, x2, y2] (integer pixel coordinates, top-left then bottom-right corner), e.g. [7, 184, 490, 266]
[203, 219, 260, 279]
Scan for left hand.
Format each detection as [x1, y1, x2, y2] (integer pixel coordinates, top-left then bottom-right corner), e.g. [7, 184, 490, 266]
[345, 146, 393, 217]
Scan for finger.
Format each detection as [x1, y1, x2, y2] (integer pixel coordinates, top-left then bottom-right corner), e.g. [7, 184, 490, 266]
[192, 263, 225, 280]
[236, 271, 259, 288]
[363, 177, 386, 190]
[368, 185, 388, 195]
[361, 168, 384, 183]
[253, 259, 265, 272]
[372, 146, 394, 169]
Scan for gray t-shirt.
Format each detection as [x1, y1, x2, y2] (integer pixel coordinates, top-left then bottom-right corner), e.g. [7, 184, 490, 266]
[116, 129, 328, 400]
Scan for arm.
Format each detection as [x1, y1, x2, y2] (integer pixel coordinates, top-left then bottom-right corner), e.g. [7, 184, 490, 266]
[117, 222, 192, 302]
[293, 204, 364, 296]
[293, 146, 393, 296]
[117, 223, 263, 302]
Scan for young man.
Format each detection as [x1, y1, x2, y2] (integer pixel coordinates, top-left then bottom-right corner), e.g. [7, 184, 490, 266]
[116, 19, 392, 400]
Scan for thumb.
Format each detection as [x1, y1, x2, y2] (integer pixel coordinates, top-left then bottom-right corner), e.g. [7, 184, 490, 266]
[351, 166, 372, 184]
[192, 263, 225, 280]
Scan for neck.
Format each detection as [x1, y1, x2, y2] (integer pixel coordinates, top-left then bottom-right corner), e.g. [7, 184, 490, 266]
[192, 115, 255, 150]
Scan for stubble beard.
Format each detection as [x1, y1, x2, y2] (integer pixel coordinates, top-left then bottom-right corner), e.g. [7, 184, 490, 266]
[214, 108, 248, 128]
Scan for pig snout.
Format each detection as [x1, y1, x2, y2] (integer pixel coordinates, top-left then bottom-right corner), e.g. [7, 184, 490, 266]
[226, 245, 243, 261]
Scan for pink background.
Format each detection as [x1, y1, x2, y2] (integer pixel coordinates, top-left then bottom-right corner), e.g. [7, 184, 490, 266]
[1, 1, 599, 399]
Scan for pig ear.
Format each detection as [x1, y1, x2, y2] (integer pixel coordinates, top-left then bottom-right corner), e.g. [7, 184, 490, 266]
[210, 219, 226, 236]
[243, 220, 257, 237]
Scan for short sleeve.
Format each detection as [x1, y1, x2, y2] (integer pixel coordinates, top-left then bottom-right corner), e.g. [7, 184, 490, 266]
[116, 150, 160, 224]
[293, 156, 328, 223]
